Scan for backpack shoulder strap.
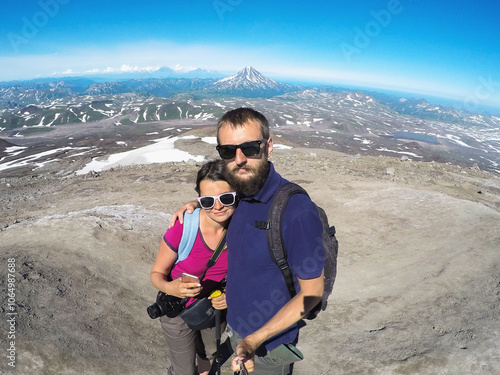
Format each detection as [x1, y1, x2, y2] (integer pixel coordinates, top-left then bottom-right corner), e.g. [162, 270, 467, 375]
[265, 182, 309, 299]
[175, 208, 200, 264]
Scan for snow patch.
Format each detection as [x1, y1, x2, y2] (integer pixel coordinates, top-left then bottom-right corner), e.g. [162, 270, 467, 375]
[75, 136, 205, 175]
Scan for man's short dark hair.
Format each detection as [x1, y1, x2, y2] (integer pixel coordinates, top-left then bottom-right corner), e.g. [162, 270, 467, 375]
[217, 108, 270, 142]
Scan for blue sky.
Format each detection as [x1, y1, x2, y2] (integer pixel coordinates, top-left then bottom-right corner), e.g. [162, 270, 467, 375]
[1, 0, 499, 113]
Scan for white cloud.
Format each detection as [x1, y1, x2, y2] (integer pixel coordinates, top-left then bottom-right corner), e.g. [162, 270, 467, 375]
[0, 41, 255, 81]
[173, 64, 197, 72]
[119, 64, 159, 73]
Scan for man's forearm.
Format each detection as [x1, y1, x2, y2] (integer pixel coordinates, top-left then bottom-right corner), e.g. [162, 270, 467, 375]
[242, 274, 324, 350]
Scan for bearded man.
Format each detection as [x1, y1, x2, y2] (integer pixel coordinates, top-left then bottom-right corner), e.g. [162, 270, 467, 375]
[173, 108, 325, 375]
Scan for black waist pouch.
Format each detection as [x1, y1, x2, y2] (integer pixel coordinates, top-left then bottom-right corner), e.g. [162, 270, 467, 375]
[180, 297, 226, 330]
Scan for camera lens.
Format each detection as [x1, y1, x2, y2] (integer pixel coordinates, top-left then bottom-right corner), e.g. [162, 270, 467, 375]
[147, 303, 162, 319]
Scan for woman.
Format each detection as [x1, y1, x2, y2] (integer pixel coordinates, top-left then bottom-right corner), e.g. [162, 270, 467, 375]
[150, 160, 237, 375]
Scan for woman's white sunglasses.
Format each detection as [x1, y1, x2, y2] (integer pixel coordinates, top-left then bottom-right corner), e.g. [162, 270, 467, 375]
[197, 192, 237, 209]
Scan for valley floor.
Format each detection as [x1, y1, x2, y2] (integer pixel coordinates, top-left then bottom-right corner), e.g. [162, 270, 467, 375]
[1, 130, 500, 375]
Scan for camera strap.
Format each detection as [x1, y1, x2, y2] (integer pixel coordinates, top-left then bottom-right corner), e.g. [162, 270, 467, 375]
[199, 229, 227, 282]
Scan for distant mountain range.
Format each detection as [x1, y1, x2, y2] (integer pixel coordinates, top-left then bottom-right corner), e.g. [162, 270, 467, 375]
[1, 66, 499, 172]
[0, 67, 499, 130]
[1, 66, 499, 129]
[0, 66, 297, 106]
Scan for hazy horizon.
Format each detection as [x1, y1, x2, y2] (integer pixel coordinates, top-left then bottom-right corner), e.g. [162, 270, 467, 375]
[1, 1, 499, 114]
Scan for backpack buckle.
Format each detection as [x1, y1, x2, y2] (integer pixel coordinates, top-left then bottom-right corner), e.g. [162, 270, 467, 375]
[276, 258, 289, 271]
[254, 220, 270, 230]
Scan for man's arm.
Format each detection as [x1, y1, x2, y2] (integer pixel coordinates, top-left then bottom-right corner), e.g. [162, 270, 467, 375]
[168, 200, 198, 228]
[231, 272, 324, 371]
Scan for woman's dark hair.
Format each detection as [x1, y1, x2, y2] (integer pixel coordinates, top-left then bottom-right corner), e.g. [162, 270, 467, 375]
[195, 159, 230, 195]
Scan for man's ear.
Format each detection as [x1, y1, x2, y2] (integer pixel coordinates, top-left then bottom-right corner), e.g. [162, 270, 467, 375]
[266, 137, 273, 157]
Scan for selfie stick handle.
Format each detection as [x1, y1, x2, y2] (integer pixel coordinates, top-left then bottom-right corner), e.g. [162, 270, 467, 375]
[215, 309, 222, 375]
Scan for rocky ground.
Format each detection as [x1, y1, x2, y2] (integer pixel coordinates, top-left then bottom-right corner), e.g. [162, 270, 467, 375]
[1, 125, 500, 374]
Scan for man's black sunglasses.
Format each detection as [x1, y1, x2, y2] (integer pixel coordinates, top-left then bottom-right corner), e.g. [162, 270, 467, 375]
[216, 139, 267, 160]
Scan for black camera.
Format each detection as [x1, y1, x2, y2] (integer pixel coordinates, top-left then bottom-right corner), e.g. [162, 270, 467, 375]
[147, 291, 185, 319]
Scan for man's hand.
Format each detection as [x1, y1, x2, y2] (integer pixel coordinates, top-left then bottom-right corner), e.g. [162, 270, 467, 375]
[229, 273, 324, 372]
[168, 200, 198, 228]
[231, 338, 258, 373]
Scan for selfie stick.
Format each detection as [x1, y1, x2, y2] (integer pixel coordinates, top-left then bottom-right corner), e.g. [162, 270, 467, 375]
[215, 309, 222, 375]
[211, 290, 223, 375]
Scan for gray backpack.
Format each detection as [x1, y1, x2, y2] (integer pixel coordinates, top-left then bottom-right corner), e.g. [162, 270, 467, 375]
[256, 182, 338, 319]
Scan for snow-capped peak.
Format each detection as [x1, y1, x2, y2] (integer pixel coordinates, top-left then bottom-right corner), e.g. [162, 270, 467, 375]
[213, 67, 287, 91]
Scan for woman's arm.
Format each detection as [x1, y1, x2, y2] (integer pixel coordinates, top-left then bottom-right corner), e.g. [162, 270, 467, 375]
[150, 239, 201, 298]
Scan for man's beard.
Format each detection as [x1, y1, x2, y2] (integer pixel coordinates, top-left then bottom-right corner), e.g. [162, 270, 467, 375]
[226, 160, 270, 197]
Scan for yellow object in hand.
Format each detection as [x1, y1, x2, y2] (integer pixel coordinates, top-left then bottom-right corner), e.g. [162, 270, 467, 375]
[210, 290, 222, 298]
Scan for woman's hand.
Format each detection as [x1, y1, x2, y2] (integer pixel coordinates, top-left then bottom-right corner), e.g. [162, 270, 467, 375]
[209, 291, 227, 310]
[168, 200, 198, 228]
[168, 277, 201, 298]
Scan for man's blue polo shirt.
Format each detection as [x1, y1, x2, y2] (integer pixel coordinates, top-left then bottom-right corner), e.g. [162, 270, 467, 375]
[226, 162, 324, 352]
